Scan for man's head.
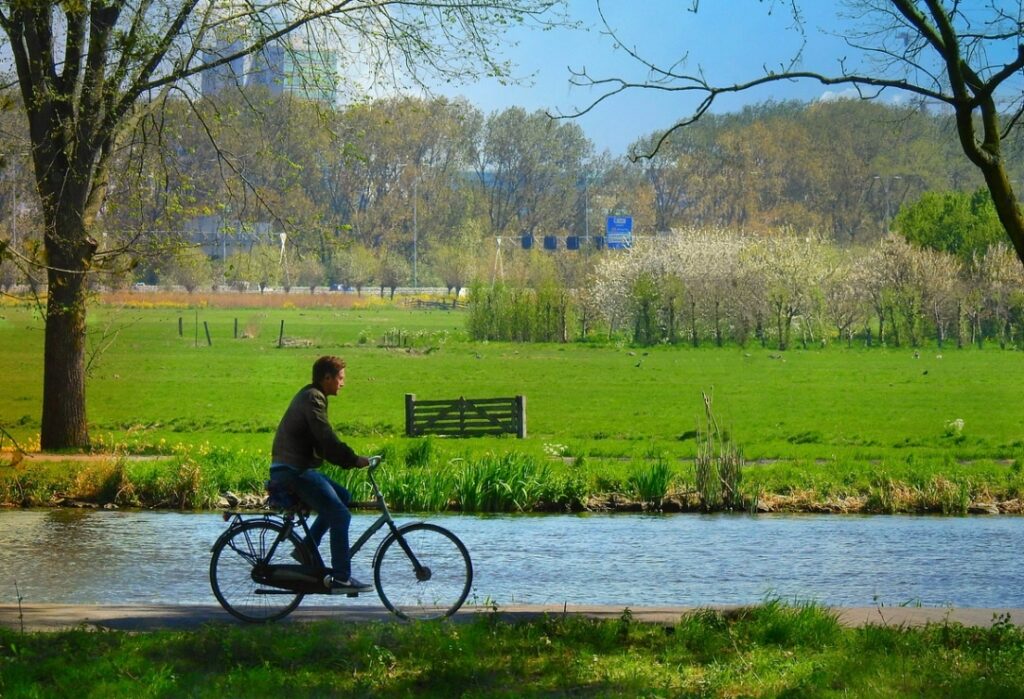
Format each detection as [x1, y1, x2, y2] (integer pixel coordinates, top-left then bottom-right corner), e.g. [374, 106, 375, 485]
[312, 355, 346, 396]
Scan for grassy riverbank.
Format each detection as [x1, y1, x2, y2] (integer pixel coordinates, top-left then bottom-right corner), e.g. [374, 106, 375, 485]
[3, 300, 1024, 513]
[1, 603, 1022, 697]
[3, 445, 1024, 514]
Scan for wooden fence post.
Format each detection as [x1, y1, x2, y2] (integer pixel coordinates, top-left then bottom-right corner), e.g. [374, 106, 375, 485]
[178, 316, 183, 337]
[516, 395, 527, 439]
[234, 318, 238, 339]
[278, 320, 285, 348]
[405, 394, 416, 437]
[203, 321, 212, 346]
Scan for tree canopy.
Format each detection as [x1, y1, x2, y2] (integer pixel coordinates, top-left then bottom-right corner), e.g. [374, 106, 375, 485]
[894, 188, 1006, 260]
[567, 1, 1024, 265]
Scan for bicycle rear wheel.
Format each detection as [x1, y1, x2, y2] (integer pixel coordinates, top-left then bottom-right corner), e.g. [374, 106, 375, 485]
[373, 523, 473, 620]
[210, 519, 310, 623]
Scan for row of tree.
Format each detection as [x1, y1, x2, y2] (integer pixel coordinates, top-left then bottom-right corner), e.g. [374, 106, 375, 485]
[2, 95, 1021, 295]
[469, 230, 1024, 350]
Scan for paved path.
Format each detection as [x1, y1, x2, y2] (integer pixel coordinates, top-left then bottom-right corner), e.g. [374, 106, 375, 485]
[1, 604, 1021, 632]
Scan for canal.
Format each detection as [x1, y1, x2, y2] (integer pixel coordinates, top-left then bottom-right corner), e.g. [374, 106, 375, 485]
[0, 510, 1020, 609]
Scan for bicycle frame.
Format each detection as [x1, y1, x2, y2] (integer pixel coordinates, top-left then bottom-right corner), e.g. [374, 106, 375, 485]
[221, 458, 429, 586]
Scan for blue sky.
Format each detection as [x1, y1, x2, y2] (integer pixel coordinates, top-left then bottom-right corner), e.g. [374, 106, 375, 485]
[436, 1, 871, 156]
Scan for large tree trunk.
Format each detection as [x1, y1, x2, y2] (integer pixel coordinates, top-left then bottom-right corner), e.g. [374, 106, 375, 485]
[981, 165, 1024, 267]
[955, 88, 1024, 266]
[41, 267, 89, 449]
[40, 221, 96, 449]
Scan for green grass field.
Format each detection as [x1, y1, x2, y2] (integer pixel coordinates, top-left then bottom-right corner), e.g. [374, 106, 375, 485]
[3, 300, 1021, 459]
[3, 298, 1024, 511]
[3, 604, 1024, 697]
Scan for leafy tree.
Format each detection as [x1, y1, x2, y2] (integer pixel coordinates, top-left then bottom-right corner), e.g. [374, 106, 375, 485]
[629, 271, 661, 345]
[0, 251, 18, 292]
[162, 246, 213, 294]
[914, 245, 962, 348]
[474, 107, 592, 235]
[822, 252, 867, 347]
[431, 239, 478, 302]
[894, 189, 1005, 260]
[249, 244, 284, 294]
[861, 234, 932, 347]
[223, 244, 282, 293]
[743, 235, 834, 350]
[0, 0, 564, 448]
[331, 245, 376, 295]
[293, 255, 326, 293]
[321, 96, 481, 262]
[975, 243, 1024, 348]
[222, 251, 252, 292]
[376, 247, 411, 299]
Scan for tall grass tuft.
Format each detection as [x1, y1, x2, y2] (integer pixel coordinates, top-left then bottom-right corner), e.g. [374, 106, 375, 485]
[737, 597, 843, 649]
[627, 459, 673, 507]
[694, 391, 745, 511]
[404, 438, 436, 469]
[327, 452, 586, 513]
[454, 452, 553, 512]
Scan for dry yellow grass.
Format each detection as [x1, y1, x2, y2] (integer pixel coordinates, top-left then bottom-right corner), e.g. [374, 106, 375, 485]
[99, 289, 384, 310]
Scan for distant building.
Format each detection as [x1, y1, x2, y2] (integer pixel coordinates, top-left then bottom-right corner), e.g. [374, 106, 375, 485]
[247, 37, 340, 104]
[201, 38, 246, 96]
[248, 43, 287, 97]
[184, 215, 275, 260]
[200, 20, 377, 105]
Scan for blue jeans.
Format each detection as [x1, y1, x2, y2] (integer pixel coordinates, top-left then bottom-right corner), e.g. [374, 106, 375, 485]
[269, 465, 353, 579]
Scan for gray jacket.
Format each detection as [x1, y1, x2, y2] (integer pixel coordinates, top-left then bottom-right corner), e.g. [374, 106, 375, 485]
[271, 384, 358, 471]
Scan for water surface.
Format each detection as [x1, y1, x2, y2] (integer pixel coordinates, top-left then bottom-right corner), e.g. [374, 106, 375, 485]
[0, 509, 1020, 608]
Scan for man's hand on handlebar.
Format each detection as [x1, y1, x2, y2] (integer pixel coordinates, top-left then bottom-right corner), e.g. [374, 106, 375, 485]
[356, 455, 383, 469]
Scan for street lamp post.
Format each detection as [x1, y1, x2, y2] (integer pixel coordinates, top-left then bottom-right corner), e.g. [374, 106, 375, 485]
[412, 174, 417, 289]
[584, 174, 589, 247]
[398, 162, 419, 289]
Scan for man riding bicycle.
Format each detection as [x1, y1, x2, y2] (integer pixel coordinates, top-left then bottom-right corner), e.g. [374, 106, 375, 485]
[268, 355, 372, 592]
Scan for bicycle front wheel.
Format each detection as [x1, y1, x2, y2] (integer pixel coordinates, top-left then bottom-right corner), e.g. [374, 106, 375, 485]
[374, 523, 473, 620]
[210, 519, 309, 623]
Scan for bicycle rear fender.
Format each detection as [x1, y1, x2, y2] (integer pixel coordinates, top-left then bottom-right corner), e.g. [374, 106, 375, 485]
[209, 514, 284, 552]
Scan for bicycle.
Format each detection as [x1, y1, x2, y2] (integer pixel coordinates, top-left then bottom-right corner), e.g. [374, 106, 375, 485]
[209, 456, 473, 623]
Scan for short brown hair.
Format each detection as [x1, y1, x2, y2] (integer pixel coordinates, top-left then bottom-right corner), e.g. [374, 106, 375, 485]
[312, 355, 346, 385]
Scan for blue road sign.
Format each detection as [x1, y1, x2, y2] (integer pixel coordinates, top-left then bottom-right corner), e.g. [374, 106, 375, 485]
[606, 216, 633, 249]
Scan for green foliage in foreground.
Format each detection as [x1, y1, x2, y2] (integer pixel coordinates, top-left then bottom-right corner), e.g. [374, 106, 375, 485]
[2, 603, 1024, 697]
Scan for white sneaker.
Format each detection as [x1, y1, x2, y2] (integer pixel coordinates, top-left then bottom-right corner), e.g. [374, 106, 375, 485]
[330, 575, 372, 592]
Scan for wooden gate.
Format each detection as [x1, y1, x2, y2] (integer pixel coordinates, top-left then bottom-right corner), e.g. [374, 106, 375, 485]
[404, 394, 526, 438]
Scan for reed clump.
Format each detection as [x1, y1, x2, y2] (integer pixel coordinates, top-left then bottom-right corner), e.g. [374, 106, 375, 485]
[330, 451, 587, 513]
[694, 392, 745, 511]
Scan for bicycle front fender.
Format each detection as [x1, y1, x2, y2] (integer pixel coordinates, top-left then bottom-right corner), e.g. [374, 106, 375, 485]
[371, 520, 426, 561]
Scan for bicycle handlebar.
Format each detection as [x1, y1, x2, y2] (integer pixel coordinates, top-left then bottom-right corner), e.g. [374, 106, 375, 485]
[366, 455, 383, 496]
